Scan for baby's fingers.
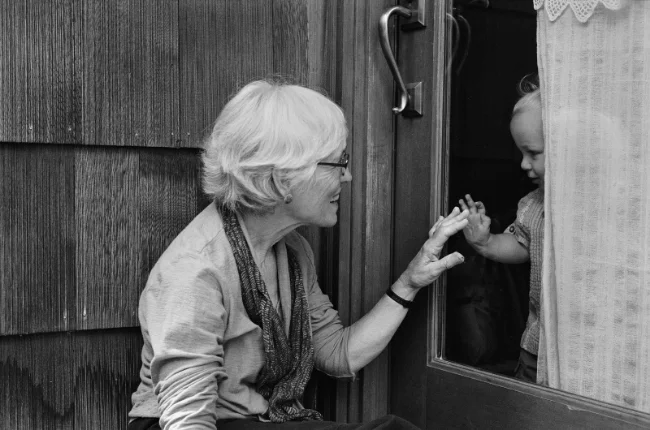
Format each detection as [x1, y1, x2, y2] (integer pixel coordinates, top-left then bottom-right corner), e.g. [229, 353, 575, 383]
[475, 201, 486, 216]
[463, 194, 478, 213]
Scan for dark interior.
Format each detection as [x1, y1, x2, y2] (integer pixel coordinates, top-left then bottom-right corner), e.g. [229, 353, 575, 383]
[445, 0, 538, 376]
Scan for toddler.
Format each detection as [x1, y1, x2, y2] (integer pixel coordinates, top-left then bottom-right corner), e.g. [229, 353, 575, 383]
[459, 77, 543, 383]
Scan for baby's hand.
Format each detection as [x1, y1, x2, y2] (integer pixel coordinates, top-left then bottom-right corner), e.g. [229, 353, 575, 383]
[458, 194, 491, 249]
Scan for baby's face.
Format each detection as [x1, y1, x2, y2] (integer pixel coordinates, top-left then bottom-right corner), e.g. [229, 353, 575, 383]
[511, 104, 545, 190]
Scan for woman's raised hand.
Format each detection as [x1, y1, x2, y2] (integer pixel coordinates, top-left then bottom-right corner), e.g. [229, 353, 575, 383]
[397, 207, 469, 292]
[458, 194, 491, 249]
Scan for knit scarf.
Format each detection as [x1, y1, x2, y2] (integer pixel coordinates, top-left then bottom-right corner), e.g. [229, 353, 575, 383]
[222, 207, 322, 422]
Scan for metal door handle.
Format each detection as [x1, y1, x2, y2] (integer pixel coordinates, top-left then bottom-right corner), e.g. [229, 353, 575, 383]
[379, 6, 412, 114]
[378, 3, 425, 117]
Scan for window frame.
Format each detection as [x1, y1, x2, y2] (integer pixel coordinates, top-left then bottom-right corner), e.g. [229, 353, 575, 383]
[424, 1, 650, 426]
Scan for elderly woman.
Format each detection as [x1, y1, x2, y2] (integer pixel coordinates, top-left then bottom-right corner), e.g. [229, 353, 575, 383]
[127, 80, 468, 430]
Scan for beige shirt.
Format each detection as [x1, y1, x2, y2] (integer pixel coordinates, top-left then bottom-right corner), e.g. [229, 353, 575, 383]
[129, 204, 353, 429]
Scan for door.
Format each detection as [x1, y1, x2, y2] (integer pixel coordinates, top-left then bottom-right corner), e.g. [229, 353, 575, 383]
[382, 0, 650, 428]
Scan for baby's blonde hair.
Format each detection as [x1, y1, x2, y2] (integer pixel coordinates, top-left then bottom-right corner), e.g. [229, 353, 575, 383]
[512, 74, 541, 117]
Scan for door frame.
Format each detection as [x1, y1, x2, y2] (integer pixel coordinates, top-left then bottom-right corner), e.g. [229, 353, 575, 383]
[334, 0, 399, 423]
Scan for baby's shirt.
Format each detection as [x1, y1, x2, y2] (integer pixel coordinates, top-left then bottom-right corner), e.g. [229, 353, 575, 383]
[505, 188, 544, 355]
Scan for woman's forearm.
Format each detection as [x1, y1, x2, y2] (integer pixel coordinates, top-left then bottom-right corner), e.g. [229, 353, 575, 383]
[345, 207, 468, 373]
[346, 279, 416, 373]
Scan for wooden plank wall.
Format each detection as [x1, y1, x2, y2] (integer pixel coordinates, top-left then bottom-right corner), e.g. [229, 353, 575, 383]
[0, 1, 339, 428]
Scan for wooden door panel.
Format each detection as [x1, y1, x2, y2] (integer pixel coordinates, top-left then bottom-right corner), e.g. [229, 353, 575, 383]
[390, 0, 450, 426]
[335, 0, 397, 422]
[426, 364, 650, 429]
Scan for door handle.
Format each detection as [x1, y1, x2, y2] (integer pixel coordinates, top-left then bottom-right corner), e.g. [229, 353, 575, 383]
[378, 3, 425, 117]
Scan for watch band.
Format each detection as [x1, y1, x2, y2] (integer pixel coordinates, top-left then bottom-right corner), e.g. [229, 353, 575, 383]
[386, 287, 413, 309]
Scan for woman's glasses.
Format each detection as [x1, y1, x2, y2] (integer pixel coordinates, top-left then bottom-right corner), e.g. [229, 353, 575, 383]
[317, 151, 349, 176]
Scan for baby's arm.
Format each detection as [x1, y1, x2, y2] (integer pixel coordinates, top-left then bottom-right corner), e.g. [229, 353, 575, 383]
[475, 232, 529, 263]
[459, 194, 529, 264]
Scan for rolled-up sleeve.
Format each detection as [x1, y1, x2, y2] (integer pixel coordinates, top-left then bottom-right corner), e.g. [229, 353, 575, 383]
[292, 235, 355, 379]
[308, 281, 355, 379]
[142, 253, 228, 430]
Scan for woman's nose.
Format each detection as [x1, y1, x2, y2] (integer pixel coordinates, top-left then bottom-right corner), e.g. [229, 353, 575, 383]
[520, 158, 531, 171]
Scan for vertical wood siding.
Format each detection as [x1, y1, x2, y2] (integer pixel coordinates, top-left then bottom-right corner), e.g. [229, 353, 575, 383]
[0, 145, 204, 335]
[0, 1, 28, 142]
[0, 0, 83, 144]
[178, 0, 274, 148]
[82, 0, 180, 147]
[0, 144, 77, 334]
[0, 329, 142, 429]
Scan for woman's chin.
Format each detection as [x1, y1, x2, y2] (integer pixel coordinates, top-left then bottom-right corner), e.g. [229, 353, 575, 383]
[317, 212, 338, 228]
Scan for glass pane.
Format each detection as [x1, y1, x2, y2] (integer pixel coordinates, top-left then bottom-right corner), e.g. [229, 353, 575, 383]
[443, 0, 538, 379]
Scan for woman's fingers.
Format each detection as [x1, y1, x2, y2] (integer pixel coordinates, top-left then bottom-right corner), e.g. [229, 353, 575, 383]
[430, 206, 468, 237]
[428, 215, 445, 237]
[407, 206, 471, 289]
[458, 198, 469, 212]
[439, 207, 469, 231]
[424, 210, 468, 257]
[404, 249, 466, 289]
[435, 252, 465, 272]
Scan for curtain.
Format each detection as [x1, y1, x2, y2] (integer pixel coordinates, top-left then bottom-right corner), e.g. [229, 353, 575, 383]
[534, 0, 628, 23]
[537, 0, 650, 412]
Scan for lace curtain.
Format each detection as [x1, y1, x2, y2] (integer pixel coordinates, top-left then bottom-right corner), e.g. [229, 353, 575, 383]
[534, 0, 628, 22]
[538, 0, 650, 411]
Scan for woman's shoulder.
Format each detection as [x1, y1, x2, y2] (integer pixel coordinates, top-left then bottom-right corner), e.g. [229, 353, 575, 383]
[145, 203, 233, 285]
[158, 203, 228, 258]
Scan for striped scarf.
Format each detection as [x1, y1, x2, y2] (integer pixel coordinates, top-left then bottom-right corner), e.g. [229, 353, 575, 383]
[222, 207, 322, 422]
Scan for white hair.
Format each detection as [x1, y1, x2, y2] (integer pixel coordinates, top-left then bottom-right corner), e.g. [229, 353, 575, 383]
[201, 80, 347, 214]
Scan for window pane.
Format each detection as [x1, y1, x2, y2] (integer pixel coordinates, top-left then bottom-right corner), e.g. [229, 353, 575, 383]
[443, 0, 537, 379]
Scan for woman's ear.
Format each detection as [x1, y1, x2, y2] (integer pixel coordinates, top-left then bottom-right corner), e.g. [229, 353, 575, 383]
[270, 168, 291, 199]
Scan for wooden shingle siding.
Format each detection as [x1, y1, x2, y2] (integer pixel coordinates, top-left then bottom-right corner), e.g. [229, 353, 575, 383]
[0, 144, 204, 335]
[178, 0, 274, 148]
[0, 328, 142, 429]
[0, 0, 83, 144]
[83, 0, 180, 148]
[0, 144, 77, 334]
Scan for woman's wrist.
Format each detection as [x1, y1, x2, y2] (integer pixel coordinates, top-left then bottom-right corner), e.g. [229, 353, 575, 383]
[390, 278, 419, 302]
